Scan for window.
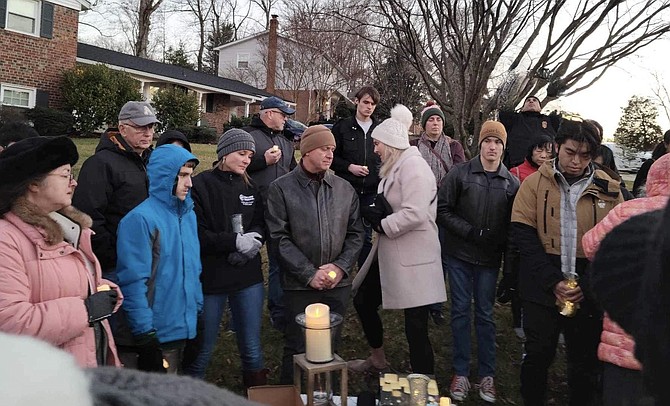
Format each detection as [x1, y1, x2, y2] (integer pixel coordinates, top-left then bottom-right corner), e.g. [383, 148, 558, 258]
[5, 0, 40, 35]
[1, 84, 36, 108]
[237, 53, 249, 69]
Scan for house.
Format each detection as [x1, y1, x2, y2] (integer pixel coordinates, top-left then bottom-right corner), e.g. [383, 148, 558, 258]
[215, 15, 349, 124]
[1, 0, 90, 110]
[77, 43, 275, 132]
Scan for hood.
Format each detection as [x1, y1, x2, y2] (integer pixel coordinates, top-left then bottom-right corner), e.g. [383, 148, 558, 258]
[646, 153, 670, 197]
[95, 128, 153, 160]
[147, 145, 199, 211]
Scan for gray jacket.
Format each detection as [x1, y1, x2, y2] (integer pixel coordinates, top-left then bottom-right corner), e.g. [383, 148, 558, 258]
[265, 165, 364, 290]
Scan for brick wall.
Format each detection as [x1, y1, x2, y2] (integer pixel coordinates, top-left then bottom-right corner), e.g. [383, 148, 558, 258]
[0, 4, 79, 109]
[201, 94, 231, 134]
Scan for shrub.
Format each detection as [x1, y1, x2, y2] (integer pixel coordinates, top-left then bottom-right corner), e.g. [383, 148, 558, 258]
[152, 86, 200, 132]
[175, 125, 218, 144]
[62, 64, 142, 134]
[223, 115, 252, 132]
[24, 107, 75, 137]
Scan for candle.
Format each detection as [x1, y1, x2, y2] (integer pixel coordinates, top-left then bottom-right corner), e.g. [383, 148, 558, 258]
[304, 303, 332, 362]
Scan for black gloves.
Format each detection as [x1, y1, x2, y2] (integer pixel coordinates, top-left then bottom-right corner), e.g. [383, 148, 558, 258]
[468, 228, 495, 246]
[496, 274, 517, 304]
[84, 290, 118, 324]
[135, 330, 166, 373]
[227, 252, 249, 266]
[361, 204, 386, 234]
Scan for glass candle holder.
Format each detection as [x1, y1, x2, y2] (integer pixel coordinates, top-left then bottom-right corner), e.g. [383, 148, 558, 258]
[295, 307, 343, 363]
[407, 373, 430, 406]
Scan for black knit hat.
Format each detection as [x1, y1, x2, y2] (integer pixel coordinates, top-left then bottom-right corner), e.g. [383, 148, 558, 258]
[156, 130, 191, 152]
[0, 136, 78, 188]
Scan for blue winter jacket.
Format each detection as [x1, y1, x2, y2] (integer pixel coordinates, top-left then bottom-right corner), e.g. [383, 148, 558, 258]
[116, 144, 203, 343]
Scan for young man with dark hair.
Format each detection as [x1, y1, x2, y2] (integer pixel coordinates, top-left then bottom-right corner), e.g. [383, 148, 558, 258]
[331, 86, 381, 267]
[511, 117, 624, 405]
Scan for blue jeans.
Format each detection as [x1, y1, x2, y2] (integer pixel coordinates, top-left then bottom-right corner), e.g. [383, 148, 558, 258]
[446, 254, 498, 377]
[185, 283, 265, 378]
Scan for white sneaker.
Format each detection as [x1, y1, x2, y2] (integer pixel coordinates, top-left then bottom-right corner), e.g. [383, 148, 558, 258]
[478, 376, 496, 403]
[449, 375, 470, 401]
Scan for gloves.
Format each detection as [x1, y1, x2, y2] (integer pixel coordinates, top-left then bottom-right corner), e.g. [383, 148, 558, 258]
[135, 330, 166, 373]
[235, 232, 263, 258]
[84, 290, 118, 324]
[468, 228, 495, 246]
[360, 203, 386, 234]
[227, 252, 249, 266]
[496, 274, 517, 304]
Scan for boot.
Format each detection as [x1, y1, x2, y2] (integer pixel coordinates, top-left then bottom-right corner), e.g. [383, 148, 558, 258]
[243, 368, 269, 389]
[348, 346, 389, 374]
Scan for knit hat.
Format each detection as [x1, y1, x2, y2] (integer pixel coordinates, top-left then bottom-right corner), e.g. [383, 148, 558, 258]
[420, 101, 445, 128]
[217, 129, 255, 160]
[478, 120, 507, 147]
[118, 101, 161, 126]
[300, 125, 335, 155]
[0, 136, 78, 188]
[371, 104, 413, 150]
[156, 130, 191, 152]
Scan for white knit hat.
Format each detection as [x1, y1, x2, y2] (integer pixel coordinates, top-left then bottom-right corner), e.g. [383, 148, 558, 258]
[371, 104, 413, 150]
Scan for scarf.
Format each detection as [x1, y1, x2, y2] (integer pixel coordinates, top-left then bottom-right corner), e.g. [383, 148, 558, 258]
[417, 132, 454, 186]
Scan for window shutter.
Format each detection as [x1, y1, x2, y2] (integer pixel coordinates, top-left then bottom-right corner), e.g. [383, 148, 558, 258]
[36, 89, 49, 107]
[40, 2, 54, 39]
[0, 0, 7, 29]
[206, 94, 214, 113]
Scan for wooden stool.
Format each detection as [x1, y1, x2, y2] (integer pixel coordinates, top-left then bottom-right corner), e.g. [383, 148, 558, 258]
[293, 353, 348, 406]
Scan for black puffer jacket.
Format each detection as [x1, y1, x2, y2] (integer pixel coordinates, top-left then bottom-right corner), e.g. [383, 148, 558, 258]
[499, 110, 559, 168]
[191, 169, 264, 295]
[331, 116, 381, 195]
[72, 129, 151, 273]
[437, 157, 519, 267]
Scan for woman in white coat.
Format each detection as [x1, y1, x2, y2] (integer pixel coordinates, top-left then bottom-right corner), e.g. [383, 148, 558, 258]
[349, 104, 446, 375]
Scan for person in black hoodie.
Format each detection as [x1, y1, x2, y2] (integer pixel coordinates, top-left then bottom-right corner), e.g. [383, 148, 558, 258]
[156, 129, 192, 152]
[186, 129, 268, 388]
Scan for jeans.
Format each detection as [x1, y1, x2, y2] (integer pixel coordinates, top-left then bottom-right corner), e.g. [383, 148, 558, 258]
[446, 254, 499, 377]
[429, 225, 450, 313]
[358, 193, 376, 268]
[267, 248, 285, 328]
[185, 283, 265, 378]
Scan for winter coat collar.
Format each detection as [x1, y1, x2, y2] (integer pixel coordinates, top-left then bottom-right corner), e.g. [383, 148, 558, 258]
[95, 128, 152, 162]
[7, 198, 92, 246]
[538, 160, 621, 199]
[294, 163, 335, 189]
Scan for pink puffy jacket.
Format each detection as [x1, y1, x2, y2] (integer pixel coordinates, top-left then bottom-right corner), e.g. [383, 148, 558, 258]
[0, 201, 122, 368]
[582, 153, 670, 370]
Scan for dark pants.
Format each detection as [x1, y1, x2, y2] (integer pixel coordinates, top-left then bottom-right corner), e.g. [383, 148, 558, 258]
[429, 225, 450, 313]
[280, 286, 351, 384]
[353, 260, 434, 374]
[602, 363, 654, 406]
[357, 193, 376, 268]
[521, 300, 603, 406]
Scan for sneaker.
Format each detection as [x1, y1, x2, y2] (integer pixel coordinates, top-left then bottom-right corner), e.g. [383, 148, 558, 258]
[449, 375, 470, 401]
[478, 376, 496, 403]
[430, 310, 446, 326]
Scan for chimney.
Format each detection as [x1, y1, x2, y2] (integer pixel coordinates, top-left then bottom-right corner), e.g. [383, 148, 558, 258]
[266, 14, 278, 93]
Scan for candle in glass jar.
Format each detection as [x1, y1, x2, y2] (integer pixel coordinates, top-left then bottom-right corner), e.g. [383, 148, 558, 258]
[304, 303, 332, 362]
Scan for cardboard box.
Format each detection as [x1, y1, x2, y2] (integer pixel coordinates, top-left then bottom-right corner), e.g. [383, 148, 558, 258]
[247, 385, 305, 406]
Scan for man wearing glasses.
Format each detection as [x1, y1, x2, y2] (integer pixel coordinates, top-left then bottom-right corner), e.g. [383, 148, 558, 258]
[73, 101, 160, 367]
[245, 96, 298, 333]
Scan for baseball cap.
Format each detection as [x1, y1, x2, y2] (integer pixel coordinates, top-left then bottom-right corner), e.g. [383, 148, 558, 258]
[260, 97, 295, 115]
[118, 101, 161, 126]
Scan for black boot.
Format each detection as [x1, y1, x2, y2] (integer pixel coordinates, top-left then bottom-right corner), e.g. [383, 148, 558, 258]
[243, 368, 270, 389]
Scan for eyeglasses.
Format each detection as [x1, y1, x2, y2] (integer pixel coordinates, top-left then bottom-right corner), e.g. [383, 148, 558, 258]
[123, 123, 155, 132]
[269, 109, 288, 118]
[47, 173, 75, 182]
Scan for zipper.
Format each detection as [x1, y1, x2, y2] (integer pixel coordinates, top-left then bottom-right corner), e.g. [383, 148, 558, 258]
[543, 190, 549, 234]
[361, 125, 367, 194]
[591, 195, 597, 227]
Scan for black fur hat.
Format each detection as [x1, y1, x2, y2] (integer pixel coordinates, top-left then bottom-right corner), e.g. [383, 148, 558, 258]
[0, 136, 78, 187]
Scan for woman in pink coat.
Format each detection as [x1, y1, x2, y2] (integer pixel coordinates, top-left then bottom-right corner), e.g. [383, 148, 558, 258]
[0, 137, 122, 368]
[582, 153, 670, 405]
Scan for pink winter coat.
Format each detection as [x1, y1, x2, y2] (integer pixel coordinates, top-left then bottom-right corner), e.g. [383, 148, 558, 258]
[582, 153, 670, 370]
[0, 200, 122, 368]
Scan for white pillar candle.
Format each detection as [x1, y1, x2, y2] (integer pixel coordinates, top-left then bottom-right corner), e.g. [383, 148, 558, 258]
[304, 303, 332, 362]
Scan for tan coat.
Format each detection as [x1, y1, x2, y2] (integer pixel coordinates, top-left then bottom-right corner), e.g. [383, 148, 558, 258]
[353, 147, 446, 309]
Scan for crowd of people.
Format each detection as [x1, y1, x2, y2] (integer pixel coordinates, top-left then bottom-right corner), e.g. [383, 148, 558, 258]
[0, 88, 669, 406]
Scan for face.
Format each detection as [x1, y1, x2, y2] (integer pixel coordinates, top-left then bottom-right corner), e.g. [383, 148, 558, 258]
[303, 145, 335, 172]
[424, 115, 444, 137]
[557, 139, 592, 177]
[373, 139, 387, 161]
[521, 97, 541, 113]
[119, 121, 155, 154]
[174, 164, 194, 201]
[355, 94, 377, 119]
[221, 150, 254, 175]
[480, 137, 504, 165]
[531, 143, 553, 166]
[262, 109, 288, 131]
[32, 164, 77, 212]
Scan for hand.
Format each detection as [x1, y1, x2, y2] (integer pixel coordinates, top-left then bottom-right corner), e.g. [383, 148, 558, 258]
[496, 275, 516, 304]
[264, 147, 282, 165]
[348, 164, 369, 177]
[236, 232, 263, 256]
[309, 267, 336, 291]
[134, 330, 166, 373]
[319, 263, 344, 289]
[360, 204, 385, 234]
[228, 252, 249, 266]
[84, 290, 118, 324]
[553, 280, 584, 304]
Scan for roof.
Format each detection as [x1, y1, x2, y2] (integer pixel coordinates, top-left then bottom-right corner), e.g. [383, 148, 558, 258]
[213, 31, 269, 51]
[76, 43, 275, 101]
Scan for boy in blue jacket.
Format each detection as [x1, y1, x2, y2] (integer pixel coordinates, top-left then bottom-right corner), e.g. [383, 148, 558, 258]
[116, 144, 202, 373]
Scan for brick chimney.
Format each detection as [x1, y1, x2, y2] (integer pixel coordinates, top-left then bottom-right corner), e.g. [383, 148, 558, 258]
[266, 14, 278, 93]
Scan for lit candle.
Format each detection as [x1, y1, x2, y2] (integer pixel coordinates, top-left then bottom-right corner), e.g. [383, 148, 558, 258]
[304, 303, 332, 362]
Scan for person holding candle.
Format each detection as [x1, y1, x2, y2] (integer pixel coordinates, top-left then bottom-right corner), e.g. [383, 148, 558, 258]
[350, 104, 446, 377]
[265, 124, 364, 384]
[185, 129, 268, 388]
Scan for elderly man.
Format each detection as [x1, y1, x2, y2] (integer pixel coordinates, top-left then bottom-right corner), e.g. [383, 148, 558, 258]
[73, 101, 160, 363]
[245, 96, 298, 332]
[500, 95, 560, 169]
[265, 125, 364, 384]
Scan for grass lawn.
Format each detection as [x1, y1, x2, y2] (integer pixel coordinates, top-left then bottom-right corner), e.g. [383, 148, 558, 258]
[72, 137, 569, 405]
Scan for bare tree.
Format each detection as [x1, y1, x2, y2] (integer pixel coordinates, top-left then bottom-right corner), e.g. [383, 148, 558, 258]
[251, 0, 280, 28]
[182, 0, 213, 70]
[135, 0, 167, 57]
[651, 71, 670, 124]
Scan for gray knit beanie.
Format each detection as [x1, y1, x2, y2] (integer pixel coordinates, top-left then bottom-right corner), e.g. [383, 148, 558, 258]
[217, 129, 256, 160]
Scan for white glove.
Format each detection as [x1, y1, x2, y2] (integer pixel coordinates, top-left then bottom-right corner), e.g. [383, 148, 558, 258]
[235, 232, 263, 257]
